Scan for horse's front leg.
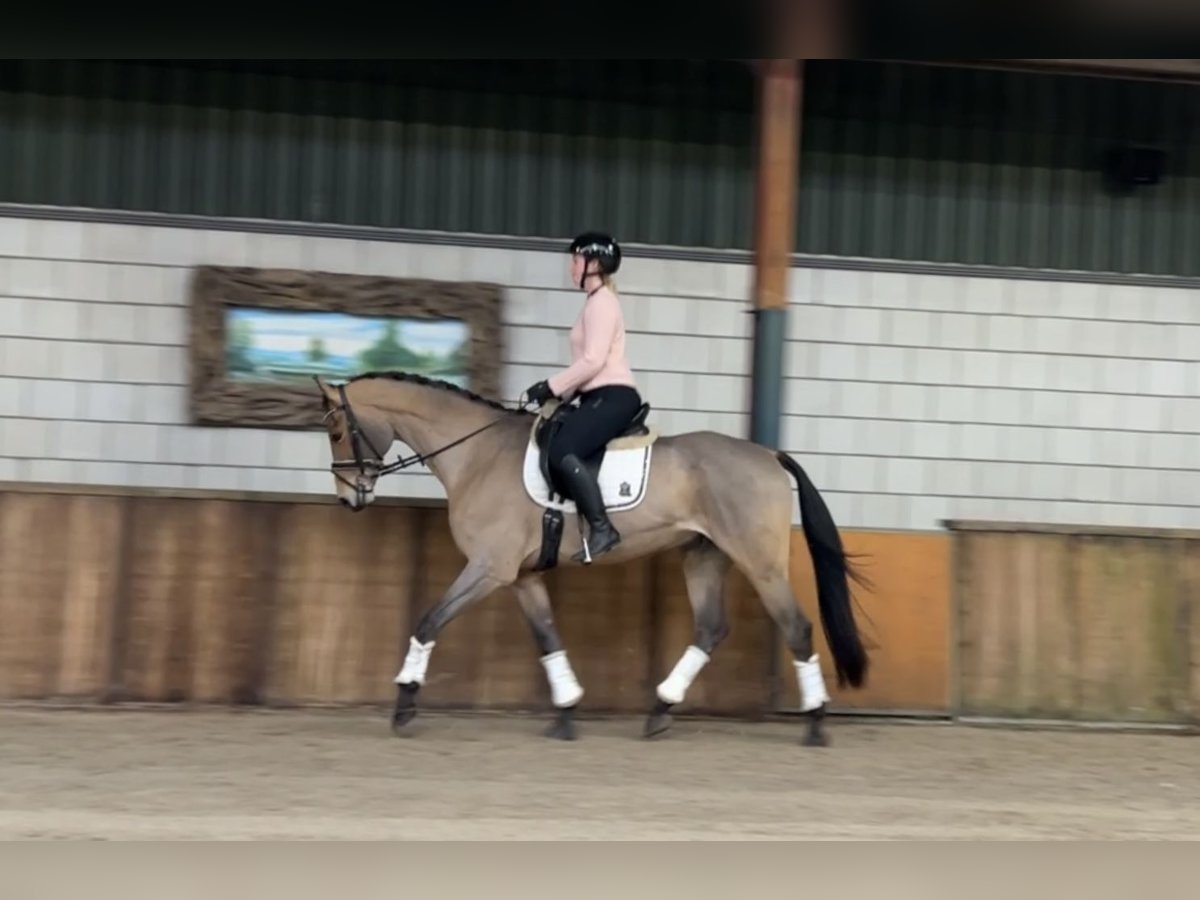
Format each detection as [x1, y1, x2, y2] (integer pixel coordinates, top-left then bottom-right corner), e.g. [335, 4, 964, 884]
[392, 559, 508, 735]
[513, 573, 584, 740]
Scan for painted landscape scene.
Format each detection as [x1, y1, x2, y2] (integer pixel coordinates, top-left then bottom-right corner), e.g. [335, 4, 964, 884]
[224, 307, 469, 387]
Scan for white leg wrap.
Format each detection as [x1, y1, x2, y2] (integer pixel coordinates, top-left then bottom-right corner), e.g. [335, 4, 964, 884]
[394, 636, 436, 686]
[656, 645, 710, 705]
[795, 654, 830, 712]
[540, 650, 584, 708]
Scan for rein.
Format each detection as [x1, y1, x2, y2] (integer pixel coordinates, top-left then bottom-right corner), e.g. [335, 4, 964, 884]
[323, 381, 530, 501]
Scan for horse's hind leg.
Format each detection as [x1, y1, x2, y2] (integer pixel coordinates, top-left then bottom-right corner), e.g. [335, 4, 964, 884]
[705, 469, 834, 747]
[644, 536, 731, 739]
[513, 573, 584, 741]
[748, 572, 831, 747]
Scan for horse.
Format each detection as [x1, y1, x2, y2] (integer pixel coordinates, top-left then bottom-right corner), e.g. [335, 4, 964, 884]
[313, 371, 871, 746]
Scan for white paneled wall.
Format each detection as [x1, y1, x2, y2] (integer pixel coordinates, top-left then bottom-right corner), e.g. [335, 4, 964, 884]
[782, 267, 1200, 531]
[1, 212, 1197, 532]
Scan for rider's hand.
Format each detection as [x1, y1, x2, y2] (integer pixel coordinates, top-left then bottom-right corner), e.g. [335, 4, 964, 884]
[525, 380, 555, 406]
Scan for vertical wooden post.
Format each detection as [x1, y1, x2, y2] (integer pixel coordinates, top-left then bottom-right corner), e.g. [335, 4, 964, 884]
[749, 58, 802, 450]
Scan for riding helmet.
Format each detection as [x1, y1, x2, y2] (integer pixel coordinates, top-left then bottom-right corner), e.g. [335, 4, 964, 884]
[568, 231, 622, 276]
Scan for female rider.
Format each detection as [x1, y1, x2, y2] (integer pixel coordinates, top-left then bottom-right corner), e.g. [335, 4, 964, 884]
[525, 231, 643, 563]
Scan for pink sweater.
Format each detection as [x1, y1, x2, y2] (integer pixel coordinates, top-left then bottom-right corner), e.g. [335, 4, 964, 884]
[547, 287, 637, 398]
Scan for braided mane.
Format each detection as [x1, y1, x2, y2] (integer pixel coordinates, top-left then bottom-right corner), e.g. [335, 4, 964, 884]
[347, 370, 531, 417]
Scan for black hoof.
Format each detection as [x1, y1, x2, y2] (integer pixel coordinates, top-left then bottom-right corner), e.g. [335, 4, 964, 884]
[802, 705, 829, 747]
[643, 699, 674, 739]
[802, 727, 829, 747]
[392, 708, 416, 734]
[544, 706, 578, 741]
[391, 683, 419, 735]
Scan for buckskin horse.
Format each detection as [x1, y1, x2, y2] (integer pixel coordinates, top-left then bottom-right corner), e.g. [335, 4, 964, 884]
[314, 372, 869, 746]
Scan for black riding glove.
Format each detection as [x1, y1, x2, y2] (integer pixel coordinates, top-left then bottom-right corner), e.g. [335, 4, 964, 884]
[525, 380, 555, 407]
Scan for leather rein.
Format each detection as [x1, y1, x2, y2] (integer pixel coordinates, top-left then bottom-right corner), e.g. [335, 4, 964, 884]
[323, 382, 530, 503]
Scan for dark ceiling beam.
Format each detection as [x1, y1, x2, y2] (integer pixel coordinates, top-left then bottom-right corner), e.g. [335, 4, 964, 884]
[919, 58, 1200, 85]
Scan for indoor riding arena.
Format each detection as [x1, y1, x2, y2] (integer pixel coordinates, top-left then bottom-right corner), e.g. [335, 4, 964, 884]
[2, 56, 1199, 840]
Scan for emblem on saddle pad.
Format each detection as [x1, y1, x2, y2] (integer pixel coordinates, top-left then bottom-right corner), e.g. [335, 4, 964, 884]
[619, 481, 631, 498]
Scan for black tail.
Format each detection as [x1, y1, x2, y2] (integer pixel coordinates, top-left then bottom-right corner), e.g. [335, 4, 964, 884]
[776, 450, 870, 689]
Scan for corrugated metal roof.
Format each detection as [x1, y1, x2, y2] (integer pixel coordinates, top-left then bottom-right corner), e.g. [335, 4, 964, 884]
[799, 60, 1199, 275]
[0, 59, 1194, 276]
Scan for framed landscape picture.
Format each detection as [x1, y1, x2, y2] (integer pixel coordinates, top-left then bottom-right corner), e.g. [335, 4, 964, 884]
[188, 265, 504, 428]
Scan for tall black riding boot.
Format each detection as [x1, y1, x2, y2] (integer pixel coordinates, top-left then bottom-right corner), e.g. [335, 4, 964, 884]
[558, 453, 621, 563]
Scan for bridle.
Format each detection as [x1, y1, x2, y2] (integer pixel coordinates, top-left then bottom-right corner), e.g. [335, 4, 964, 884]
[322, 381, 526, 507]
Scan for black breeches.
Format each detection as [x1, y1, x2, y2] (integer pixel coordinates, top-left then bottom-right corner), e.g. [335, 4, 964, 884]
[546, 385, 642, 474]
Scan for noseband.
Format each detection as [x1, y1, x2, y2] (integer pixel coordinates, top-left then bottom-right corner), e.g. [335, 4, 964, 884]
[323, 382, 524, 505]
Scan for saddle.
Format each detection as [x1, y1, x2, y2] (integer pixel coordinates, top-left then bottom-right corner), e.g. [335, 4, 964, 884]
[524, 398, 658, 572]
[532, 397, 654, 503]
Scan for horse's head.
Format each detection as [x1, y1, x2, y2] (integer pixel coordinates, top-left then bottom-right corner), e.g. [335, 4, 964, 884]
[314, 375, 394, 511]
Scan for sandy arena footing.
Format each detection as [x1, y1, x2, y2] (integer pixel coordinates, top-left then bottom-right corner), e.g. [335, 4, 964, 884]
[1, 707, 1197, 840]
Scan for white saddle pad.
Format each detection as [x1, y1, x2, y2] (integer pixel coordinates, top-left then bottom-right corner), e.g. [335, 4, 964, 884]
[522, 443, 653, 514]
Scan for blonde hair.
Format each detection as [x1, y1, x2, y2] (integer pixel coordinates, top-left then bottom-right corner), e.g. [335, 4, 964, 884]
[580, 266, 617, 295]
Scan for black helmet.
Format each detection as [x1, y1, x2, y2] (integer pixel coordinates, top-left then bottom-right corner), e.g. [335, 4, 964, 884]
[568, 231, 621, 279]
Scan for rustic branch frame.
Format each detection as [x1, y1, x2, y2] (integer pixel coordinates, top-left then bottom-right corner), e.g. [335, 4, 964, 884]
[188, 265, 505, 429]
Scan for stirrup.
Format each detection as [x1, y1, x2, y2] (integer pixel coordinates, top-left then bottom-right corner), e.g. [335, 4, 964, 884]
[573, 525, 620, 564]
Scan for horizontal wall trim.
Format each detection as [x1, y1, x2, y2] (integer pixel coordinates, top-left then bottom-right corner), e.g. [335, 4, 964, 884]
[5, 292, 1199, 334]
[3, 370, 1199, 412]
[0, 479, 447, 508]
[942, 518, 1200, 540]
[0, 698, 951, 721]
[5, 403, 1199, 439]
[952, 715, 1200, 735]
[4, 478, 1195, 518]
[4, 202, 1200, 291]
